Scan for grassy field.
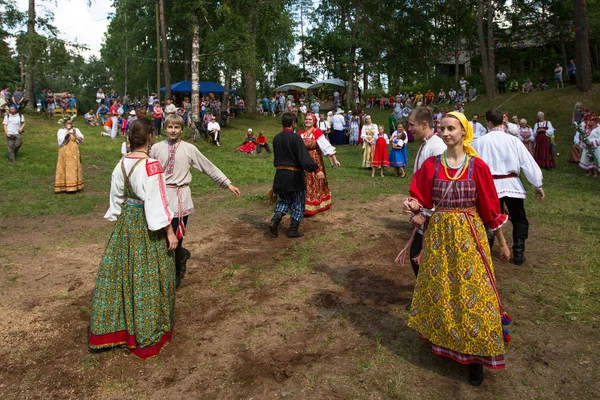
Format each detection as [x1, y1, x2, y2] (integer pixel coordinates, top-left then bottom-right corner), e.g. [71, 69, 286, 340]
[0, 85, 599, 399]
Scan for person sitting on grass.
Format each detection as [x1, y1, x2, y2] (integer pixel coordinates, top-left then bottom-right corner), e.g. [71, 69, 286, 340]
[537, 76, 549, 91]
[207, 115, 221, 146]
[96, 103, 109, 124]
[84, 109, 99, 126]
[468, 86, 477, 101]
[255, 130, 270, 154]
[425, 90, 435, 105]
[508, 79, 519, 92]
[239, 128, 257, 154]
[522, 78, 533, 94]
[448, 88, 457, 104]
[438, 89, 446, 104]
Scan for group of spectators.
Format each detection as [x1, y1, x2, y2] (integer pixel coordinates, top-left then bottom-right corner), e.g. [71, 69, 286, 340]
[497, 60, 576, 95]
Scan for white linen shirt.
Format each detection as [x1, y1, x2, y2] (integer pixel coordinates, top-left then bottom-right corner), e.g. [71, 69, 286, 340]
[533, 121, 555, 137]
[414, 134, 446, 172]
[56, 128, 84, 146]
[474, 129, 543, 199]
[331, 114, 345, 131]
[471, 121, 487, 141]
[104, 157, 172, 231]
[207, 121, 220, 132]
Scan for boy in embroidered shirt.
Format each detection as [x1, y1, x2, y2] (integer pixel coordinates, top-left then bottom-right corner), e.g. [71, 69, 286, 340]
[150, 115, 240, 288]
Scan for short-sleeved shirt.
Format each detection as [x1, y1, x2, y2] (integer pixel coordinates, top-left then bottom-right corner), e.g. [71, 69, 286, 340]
[12, 91, 24, 103]
[555, 66, 563, 75]
[3, 113, 24, 136]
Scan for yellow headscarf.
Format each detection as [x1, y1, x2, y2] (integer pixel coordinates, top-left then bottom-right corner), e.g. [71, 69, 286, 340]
[446, 111, 479, 158]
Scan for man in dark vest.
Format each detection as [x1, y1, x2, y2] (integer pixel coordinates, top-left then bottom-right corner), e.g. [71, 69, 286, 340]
[269, 112, 324, 238]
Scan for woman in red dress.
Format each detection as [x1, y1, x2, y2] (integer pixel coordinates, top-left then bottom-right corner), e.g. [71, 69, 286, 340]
[371, 125, 390, 177]
[533, 111, 556, 169]
[299, 114, 341, 215]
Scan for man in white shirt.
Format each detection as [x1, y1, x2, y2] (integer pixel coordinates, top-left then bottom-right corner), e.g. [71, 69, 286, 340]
[496, 70, 507, 94]
[207, 115, 221, 146]
[165, 98, 177, 115]
[318, 113, 330, 137]
[331, 109, 346, 145]
[402, 107, 446, 306]
[475, 108, 545, 265]
[470, 114, 487, 141]
[3, 104, 25, 163]
[459, 77, 469, 91]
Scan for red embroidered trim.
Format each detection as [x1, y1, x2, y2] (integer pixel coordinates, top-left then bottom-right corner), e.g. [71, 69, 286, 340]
[146, 160, 164, 176]
[89, 328, 173, 359]
[158, 175, 172, 221]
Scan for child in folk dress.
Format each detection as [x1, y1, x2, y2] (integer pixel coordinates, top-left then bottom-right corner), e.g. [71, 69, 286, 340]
[372, 125, 390, 177]
[390, 123, 409, 177]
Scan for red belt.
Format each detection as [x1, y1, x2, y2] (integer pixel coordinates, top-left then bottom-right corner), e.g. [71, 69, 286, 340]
[492, 173, 518, 179]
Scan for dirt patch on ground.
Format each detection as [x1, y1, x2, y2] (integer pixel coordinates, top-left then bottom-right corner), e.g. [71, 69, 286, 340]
[0, 189, 598, 399]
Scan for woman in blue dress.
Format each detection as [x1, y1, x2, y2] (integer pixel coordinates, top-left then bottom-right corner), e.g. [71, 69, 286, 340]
[389, 122, 409, 177]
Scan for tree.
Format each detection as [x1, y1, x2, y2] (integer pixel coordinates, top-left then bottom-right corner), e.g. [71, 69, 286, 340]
[23, 0, 36, 110]
[575, 0, 592, 91]
[158, 0, 172, 100]
[477, 0, 496, 99]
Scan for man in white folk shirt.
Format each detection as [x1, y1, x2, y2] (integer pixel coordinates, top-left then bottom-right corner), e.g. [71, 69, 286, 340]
[399, 107, 446, 309]
[474, 108, 545, 265]
[470, 113, 487, 141]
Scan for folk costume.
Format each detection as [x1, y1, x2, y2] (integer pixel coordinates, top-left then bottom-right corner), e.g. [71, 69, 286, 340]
[389, 130, 409, 168]
[269, 127, 321, 237]
[55, 126, 85, 193]
[239, 132, 257, 154]
[407, 155, 510, 369]
[533, 121, 556, 168]
[578, 123, 600, 172]
[474, 127, 543, 265]
[405, 113, 511, 371]
[90, 157, 175, 359]
[372, 132, 390, 168]
[517, 126, 535, 156]
[361, 123, 377, 168]
[299, 122, 336, 216]
[150, 140, 232, 287]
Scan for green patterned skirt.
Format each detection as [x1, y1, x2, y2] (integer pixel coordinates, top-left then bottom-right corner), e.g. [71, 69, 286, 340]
[89, 201, 176, 359]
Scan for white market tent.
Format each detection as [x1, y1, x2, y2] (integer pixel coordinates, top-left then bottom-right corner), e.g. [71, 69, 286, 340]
[273, 82, 312, 92]
[307, 78, 345, 89]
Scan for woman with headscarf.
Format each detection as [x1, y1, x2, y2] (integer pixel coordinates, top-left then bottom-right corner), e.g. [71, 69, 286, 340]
[55, 117, 85, 193]
[299, 114, 340, 215]
[533, 111, 556, 169]
[361, 115, 377, 168]
[402, 111, 511, 386]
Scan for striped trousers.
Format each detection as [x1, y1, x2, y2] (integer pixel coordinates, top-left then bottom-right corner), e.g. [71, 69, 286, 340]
[274, 190, 306, 222]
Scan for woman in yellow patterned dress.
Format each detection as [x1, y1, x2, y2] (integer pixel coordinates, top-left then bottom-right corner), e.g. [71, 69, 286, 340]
[54, 118, 85, 193]
[402, 111, 511, 386]
[360, 115, 377, 168]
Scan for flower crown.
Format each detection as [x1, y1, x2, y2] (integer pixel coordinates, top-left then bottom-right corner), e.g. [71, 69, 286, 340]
[57, 115, 76, 125]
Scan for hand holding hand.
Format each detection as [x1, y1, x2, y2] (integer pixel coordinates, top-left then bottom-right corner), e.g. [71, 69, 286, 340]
[316, 171, 325, 180]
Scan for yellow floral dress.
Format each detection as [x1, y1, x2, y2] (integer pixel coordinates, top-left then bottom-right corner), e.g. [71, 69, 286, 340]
[407, 155, 510, 369]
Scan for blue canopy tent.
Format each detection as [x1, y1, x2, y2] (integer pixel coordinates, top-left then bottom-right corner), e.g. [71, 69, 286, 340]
[160, 81, 237, 94]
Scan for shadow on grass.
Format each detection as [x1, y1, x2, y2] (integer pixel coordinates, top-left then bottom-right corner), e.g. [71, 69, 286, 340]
[311, 264, 466, 383]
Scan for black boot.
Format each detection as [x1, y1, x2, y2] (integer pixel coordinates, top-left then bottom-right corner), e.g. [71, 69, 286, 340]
[269, 212, 283, 237]
[286, 219, 304, 238]
[175, 248, 190, 288]
[486, 225, 495, 250]
[468, 364, 484, 386]
[512, 238, 526, 265]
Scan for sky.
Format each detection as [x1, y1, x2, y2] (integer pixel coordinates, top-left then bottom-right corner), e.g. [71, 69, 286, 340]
[14, 0, 114, 59]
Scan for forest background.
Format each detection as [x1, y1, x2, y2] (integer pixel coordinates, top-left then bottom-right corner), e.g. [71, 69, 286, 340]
[2, 0, 600, 116]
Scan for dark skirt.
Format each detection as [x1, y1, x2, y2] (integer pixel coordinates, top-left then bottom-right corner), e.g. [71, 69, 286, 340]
[534, 134, 555, 168]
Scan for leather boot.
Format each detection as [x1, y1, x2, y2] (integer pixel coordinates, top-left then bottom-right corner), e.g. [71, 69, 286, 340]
[286, 219, 304, 238]
[468, 364, 484, 386]
[175, 248, 190, 288]
[269, 212, 283, 237]
[512, 238, 526, 265]
[486, 226, 495, 250]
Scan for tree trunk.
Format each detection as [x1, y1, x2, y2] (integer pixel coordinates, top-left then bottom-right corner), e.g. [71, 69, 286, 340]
[24, 0, 36, 111]
[158, 0, 172, 100]
[477, 0, 495, 99]
[223, 64, 232, 112]
[485, 0, 495, 99]
[191, 9, 200, 130]
[184, 41, 191, 81]
[559, 36, 568, 78]
[245, 71, 257, 115]
[124, 35, 128, 94]
[244, 15, 258, 115]
[363, 63, 368, 94]
[574, 0, 592, 92]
